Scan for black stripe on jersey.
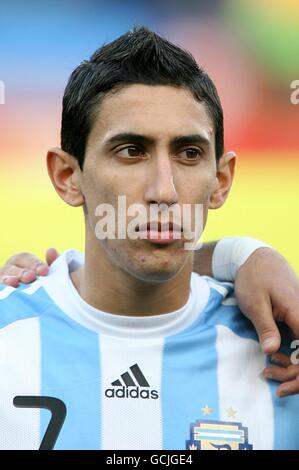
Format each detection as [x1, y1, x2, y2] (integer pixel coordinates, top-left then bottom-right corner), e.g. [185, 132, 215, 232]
[130, 364, 150, 387]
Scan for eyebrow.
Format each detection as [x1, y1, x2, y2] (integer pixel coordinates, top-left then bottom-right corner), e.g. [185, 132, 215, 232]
[103, 132, 211, 149]
[103, 133, 155, 148]
[172, 134, 211, 147]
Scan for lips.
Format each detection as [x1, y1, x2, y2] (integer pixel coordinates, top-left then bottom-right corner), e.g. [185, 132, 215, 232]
[137, 221, 183, 233]
[136, 221, 183, 245]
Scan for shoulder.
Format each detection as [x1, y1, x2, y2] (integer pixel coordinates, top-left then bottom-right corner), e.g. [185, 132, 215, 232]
[203, 276, 235, 299]
[0, 281, 53, 329]
[198, 275, 236, 308]
[199, 276, 258, 342]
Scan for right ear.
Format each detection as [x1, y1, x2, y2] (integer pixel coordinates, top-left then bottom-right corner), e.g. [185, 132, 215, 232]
[47, 147, 84, 207]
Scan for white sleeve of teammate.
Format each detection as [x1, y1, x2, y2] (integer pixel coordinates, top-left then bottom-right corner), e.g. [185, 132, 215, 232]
[212, 237, 271, 281]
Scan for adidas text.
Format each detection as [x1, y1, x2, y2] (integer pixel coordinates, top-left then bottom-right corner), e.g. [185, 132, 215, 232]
[105, 386, 159, 399]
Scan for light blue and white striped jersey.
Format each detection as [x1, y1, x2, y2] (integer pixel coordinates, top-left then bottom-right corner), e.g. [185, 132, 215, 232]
[0, 249, 298, 450]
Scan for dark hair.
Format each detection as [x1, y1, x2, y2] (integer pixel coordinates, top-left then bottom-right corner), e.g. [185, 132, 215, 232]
[61, 26, 224, 169]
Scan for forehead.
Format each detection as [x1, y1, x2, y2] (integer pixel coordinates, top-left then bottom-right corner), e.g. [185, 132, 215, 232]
[88, 84, 214, 143]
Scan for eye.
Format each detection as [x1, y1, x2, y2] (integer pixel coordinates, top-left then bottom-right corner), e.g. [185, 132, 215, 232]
[117, 146, 145, 158]
[177, 148, 202, 161]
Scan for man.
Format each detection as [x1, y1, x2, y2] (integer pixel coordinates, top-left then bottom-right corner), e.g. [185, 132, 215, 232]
[0, 27, 298, 450]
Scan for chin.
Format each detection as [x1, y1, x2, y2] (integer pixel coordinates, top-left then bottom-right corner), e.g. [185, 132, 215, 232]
[129, 258, 186, 284]
[118, 243, 191, 282]
[132, 269, 178, 284]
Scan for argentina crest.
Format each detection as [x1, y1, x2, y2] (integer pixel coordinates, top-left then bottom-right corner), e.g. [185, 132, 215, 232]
[186, 419, 253, 450]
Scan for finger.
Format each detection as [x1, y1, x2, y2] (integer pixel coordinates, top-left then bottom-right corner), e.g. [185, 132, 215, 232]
[263, 364, 299, 382]
[35, 264, 49, 276]
[0, 265, 37, 286]
[276, 374, 299, 397]
[3, 268, 37, 285]
[0, 264, 30, 280]
[46, 248, 59, 266]
[1, 276, 20, 287]
[248, 298, 281, 354]
[280, 302, 299, 346]
[270, 352, 291, 367]
[20, 270, 38, 283]
[6, 252, 48, 274]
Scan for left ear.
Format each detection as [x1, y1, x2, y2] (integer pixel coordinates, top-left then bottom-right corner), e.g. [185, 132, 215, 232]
[209, 151, 236, 209]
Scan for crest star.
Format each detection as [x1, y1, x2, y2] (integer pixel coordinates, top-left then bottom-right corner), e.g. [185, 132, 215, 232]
[201, 404, 213, 416]
[226, 406, 237, 418]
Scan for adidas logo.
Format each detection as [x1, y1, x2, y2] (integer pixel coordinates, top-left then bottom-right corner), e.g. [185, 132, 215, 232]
[105, 363, 159, 400]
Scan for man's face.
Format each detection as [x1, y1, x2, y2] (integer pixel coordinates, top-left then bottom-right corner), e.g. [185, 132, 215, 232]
[79, 84, 219, 282]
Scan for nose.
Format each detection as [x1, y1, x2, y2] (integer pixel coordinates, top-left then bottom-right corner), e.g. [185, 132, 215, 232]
[144, 155, 179, 207]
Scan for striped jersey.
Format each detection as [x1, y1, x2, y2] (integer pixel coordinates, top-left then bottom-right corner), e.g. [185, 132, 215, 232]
[0, 249, 298, 450]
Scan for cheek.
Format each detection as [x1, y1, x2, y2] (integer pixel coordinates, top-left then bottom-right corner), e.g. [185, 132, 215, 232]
[82, 171, 142, 236]
[89, 168, 139, 205]
[182, 173, 216, 229]
[184, 172, 216, 204]
[82, 169, 118, 209]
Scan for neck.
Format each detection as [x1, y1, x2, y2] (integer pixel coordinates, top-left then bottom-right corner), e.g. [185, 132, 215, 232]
[71, 235, 194, 317]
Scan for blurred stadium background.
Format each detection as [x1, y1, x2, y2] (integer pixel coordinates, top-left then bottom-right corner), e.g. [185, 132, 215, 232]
[0, 0, 298, 272]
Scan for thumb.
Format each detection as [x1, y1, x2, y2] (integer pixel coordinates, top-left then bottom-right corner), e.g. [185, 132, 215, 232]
[247, 298, 281, 354]
[45, 248, 59, 266]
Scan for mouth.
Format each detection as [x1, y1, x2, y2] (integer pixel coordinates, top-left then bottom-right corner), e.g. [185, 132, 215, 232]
[136, 221, 183, 245]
